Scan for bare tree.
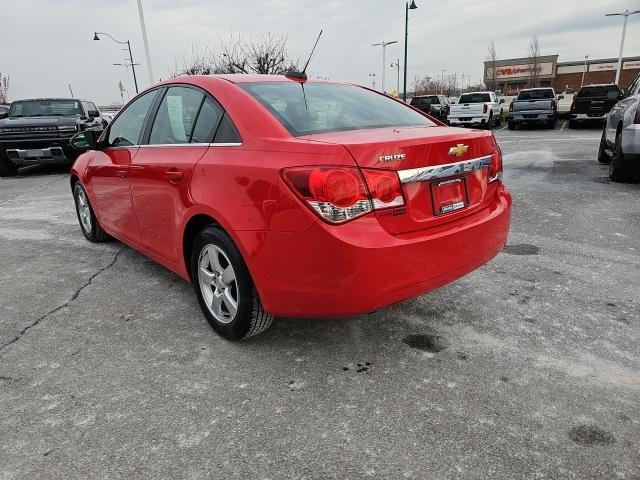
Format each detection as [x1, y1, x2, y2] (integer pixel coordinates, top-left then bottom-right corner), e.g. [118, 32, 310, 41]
[172, 33, 300, 77]
[527, 35, 541, 88]
[486, 39, 498, 92]
[0, 73, 9, 104]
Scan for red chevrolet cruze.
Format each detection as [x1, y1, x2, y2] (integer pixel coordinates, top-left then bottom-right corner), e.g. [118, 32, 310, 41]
[69, 75, 511, 340]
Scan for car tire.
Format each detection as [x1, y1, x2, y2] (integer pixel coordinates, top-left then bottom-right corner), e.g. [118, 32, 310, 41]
[191, 226, 274, 341]
[0, 155, 18, 177]
[73, 182, 109, 242]
[568, 120, 577, 129]
[508, 122, 515, 131]
[609, 130, 640, 183]
[547, 119, 556, 129]
[485, 114, 493, 130]
[597, 128, 611, 164]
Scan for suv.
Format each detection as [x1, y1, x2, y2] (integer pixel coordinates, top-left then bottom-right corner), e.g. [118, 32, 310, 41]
[569, 84, 623, 128]
[409, 95, 450, 121]
[448, 91, 503, 129]
[598, 73, 640, 182]
[508, 88, 562, 130]
[0, 98, 104, 176]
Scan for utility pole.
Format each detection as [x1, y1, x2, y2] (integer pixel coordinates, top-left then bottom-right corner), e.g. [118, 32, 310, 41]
[605, 9, 640, 85]
[581, 55, 588, 87]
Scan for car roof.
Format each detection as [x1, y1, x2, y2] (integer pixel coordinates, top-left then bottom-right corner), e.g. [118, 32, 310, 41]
[11, 97, 92, 102]
[579, 84, 618, 88]
[519, 87, 554, 91]
[460, 91, 493, 95]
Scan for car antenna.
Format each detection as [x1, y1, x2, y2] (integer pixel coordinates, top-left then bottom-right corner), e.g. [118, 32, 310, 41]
[285, 30, 323, 82]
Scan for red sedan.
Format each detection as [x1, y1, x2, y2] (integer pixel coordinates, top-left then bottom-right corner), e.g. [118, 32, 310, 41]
[69, 75, 511, 340]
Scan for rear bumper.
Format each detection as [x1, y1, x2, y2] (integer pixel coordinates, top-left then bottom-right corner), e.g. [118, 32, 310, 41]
[510, 112, 555, 123]
[448, 115, 490, 126]
[570, 113, 606, 121]
[238, 184, 512, 317]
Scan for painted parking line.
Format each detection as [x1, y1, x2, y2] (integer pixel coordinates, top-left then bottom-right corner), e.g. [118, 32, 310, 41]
[560, 120, 567, 131]
[494, 125, 508, 133]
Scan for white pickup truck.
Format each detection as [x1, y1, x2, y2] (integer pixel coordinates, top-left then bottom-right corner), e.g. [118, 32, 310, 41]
[448, 91, 504, 129]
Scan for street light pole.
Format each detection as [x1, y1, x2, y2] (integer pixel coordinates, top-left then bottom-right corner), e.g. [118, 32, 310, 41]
[136, 0, 154, 84]
[391, 59, 400, 95]
[441, 69, 446, 95]
[605, 9, 640, 85]
[372, 40, 398, 93]
[402, 0, 418, 102]
[94, 32, 139, 94]
[581, 55, 588, 88]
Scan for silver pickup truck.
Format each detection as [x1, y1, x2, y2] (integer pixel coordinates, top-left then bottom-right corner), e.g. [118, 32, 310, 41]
[508, 88, 562, 130]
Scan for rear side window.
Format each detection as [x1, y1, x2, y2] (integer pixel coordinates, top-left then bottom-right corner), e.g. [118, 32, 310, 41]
[576, 85, 621, 99]
[517, 89, 554, 100]
[108, 90, 158, 147]
[242, 82, 434, 136]
[149, 86, 204, 144]
[458, 93, 491, 103]
[191, 98, 224, 143]
[213, 113, 241, 143]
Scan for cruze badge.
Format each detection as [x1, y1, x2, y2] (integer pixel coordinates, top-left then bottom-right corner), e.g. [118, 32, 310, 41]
[448, 144, 468, 157]
[379, 153, 406, 162]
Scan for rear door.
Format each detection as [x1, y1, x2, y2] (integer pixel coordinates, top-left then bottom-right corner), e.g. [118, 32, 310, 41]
[89, 89, 159, 243]
[130, 85, 223, 265]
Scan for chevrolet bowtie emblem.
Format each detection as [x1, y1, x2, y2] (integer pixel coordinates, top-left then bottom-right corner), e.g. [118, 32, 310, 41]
[448, 144, 468, 157]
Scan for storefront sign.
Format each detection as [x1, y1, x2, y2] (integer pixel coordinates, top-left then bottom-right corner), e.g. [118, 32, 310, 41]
[487, 62, 554, 79]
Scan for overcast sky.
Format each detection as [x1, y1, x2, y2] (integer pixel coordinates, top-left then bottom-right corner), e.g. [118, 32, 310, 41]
[1, 0, 639, 105]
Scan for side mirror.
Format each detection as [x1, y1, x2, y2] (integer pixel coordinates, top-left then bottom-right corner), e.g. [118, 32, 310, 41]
[557, 95, 564, 100]
[69, 130, 99, 151]
[87, 110, 100, 119]
[499, 99, 505, 104]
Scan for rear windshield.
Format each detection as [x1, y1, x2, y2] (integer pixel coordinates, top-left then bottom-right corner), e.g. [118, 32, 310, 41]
[410, 96, 440, 106]
[576, 85, 620, 99]
[517, 89, 554, 100]
[242, 82, 435, 136]
[458, 93, 491, 104]
[8, 99, 82, 118]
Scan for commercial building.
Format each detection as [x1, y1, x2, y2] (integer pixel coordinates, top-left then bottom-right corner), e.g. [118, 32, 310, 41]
[484, 55, 640, 94]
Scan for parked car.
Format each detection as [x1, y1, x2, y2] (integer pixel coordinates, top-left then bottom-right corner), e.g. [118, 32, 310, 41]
[448, 91, 503, 129]
[68, 75, 512, 340]
[569, 84, 623, 128]
[409, 94, 450, 121]
[0, 98, 104, 176]
[508, 88, 562, 130]
[0, 104, 9, 119]
[598, 73, 640, 182]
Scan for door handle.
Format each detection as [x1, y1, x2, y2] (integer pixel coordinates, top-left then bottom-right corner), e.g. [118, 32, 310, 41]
[115, 169, 128, 179]
[164, 171, 184, 184]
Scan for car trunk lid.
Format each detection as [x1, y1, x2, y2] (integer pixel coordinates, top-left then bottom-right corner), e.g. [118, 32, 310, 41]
[307, 125, 498, 234]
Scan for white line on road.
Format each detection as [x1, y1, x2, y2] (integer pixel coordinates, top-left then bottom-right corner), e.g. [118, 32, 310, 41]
[494, 125, 508, 133]
[561, 121, 567, 131]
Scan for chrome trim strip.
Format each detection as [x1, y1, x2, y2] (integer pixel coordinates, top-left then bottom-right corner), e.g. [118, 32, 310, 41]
[397, 155, 492, 184]
[136, 142, 242, 148]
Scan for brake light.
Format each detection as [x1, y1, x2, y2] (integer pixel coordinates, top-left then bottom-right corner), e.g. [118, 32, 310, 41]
[488, 138, 503, 183]
[509, 102, 514, 112]
[282, 166, 405, 224]
[483, 103, 488, 114]
[551, 99, 557, 110]
[570, 100, 576, 111]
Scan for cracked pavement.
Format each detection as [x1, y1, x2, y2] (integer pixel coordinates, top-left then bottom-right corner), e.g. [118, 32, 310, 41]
[0, 124, 639, 479]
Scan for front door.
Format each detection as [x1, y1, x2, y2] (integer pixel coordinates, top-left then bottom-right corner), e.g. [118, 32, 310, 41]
[87, 89, 159, 243]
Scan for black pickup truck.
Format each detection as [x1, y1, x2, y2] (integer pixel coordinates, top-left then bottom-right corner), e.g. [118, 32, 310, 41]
[569, 84, 623, 129]
[0, 98, 104, 176]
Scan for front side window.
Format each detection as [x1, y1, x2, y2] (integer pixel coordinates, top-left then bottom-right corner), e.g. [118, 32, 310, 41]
[108, 90, 158, 147]
[242, 82, 435, 136]
[149, 86, 204, 145]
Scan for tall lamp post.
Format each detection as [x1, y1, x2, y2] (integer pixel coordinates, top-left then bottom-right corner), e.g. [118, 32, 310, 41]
[369, 73, 377, 88]
[581, 55, 588, 88]
[372, 40, 398, 93]
[391, 59, 400, 95]
[402, 0, 418, 101]
[94, 32, 139, 94]
[605, 9, 640, 85]
[441, 69, 446, 94]
[136, 0, 154, 84]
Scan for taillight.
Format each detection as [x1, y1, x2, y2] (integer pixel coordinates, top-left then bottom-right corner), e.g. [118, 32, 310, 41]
[488, 138, 503, 183]
[509, 102, 514, 112]
[483, 104, 488, 114]
[551, 99, 557, 110]
[444, 105, 450, 115]
[570, 100, 576, 111]
[282, 166, 405, 224]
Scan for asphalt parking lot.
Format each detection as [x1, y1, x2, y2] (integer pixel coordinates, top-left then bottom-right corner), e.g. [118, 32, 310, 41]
[1, 121, 639, 479]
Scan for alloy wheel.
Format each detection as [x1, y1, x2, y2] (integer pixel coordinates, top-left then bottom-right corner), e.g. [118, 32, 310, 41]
[76, 189, 92, 234]
[197, 244, 239, 324]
